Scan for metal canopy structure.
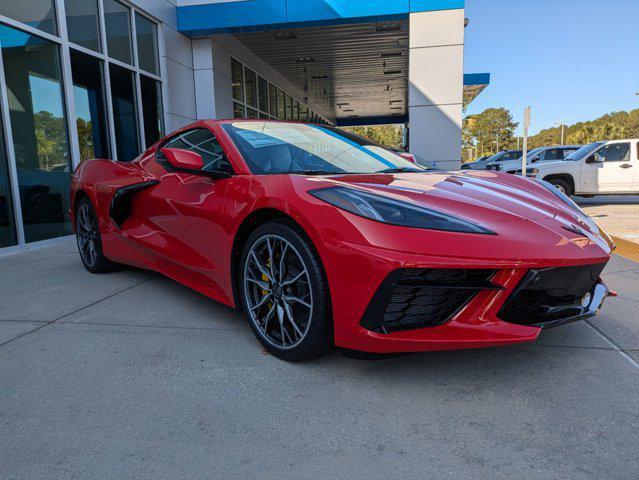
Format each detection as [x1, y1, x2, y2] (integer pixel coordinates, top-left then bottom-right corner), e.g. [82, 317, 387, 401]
[234, 20, 410, 124]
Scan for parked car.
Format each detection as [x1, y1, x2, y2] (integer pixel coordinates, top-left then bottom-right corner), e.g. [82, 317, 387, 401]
[519, 139, 639, 195]
[483, 150, 523, 170]
[461, 155, 490, 170]
[70, 119, 613, 361]
[493, 145, 582, 174]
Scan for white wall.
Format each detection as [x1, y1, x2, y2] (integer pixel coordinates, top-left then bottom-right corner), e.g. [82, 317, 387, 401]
[131, 0, 198, 132]
[408, 9, 465, 170]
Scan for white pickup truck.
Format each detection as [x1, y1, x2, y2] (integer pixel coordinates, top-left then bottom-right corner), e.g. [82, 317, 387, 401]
[522, 139, 639, 196]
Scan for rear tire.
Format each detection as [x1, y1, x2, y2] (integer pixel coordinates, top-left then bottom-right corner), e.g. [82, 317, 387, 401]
[547, 178, 572, 196]
[75, 197, 118, 274]
[239, 220, 333, 361]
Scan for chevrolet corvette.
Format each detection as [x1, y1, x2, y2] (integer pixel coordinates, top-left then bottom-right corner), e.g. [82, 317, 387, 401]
[70, 120, 614, 361]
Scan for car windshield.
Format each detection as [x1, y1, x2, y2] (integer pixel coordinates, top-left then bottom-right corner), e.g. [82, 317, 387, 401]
[565, 142, 604, 161]
[221, 122, 434, 175]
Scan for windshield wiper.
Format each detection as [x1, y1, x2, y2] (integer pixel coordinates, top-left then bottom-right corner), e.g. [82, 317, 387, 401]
[290, 169, 340, 176]
[376, 167, 425, 174]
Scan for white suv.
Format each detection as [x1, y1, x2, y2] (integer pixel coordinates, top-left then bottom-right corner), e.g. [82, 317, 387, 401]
[522, 140, 639, 196]
[492, 145, 581, 174]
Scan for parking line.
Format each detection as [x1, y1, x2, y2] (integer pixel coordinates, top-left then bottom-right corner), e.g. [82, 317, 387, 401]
[611, 235, 639, 264]
[586, 322, 639, 370]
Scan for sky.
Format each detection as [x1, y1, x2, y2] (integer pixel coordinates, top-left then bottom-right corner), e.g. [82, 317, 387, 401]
[464, 0, 639, 135]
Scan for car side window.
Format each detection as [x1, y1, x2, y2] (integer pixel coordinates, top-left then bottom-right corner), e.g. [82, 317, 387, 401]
[596, 143, 631, 163]
[542, 149, 562, 161]
[561, 148, 577, 159]
[162, 128, 234, 174]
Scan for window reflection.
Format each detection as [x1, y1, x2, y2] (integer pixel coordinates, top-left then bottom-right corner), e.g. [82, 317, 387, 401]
[0, 1, 57, 35]
[71, 50, 110, 161]
[135, 13, 159, 75]
[65, 0, 101, 52]
[0, 103, 17, 247]
[109, 63, 139, 161]
[140, 74, 163, 147]
[0, 24, 72, 243]
[104, 0, 132, 65]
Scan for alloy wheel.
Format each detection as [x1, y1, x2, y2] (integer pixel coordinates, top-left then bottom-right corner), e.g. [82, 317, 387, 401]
[243, 234, 313, 349]
[76, 202, 99, 268]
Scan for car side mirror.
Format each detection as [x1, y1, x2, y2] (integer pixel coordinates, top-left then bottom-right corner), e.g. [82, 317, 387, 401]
[160, 147, 232, 179]
[585, 154, 602, 164]
[162, 147, 204, 170]
[398, 152, 416, 164]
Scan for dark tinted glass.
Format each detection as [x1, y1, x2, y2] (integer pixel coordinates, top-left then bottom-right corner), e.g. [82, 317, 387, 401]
[277, 90, 285, 120]
[231, 58, 243, 102]
[244, 68, 257, 108]
[0, 102, 17, 247]
[104, 0, 132, 64]
[597, 143, 630, 162]
[140, 75, 163, 147]
[0, 24, 72, 243]
[233, 102, 244, 118]
[0, 0, 57, 34]
[109, 63, 139, 161]
[135, 13, 159, 74]
[257, 76, 268, 113]
[71, 50, 110, 160]
[65, 0, 101, 52]
[268, 84, 277, 116]
[165, 129, 232, 174]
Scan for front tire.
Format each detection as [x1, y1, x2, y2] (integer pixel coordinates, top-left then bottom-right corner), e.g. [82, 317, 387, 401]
[75, 197, 118, 274]
[547, 178, 572, 196]
[239, 220, 333, 361]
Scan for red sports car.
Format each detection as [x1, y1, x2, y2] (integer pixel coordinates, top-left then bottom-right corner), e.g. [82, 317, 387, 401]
[70, 120, 614, 361]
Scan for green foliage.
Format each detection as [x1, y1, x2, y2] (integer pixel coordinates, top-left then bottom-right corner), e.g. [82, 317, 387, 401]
[527, 109, 639, 148]
[342, 125, 404, 149]
[462, 108, 519, 160]
[33, 110, 68, 170]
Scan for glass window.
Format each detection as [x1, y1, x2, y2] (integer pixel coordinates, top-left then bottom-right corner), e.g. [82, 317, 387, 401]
[247, 108, 258, 119]
[231, 58, 243, 102]
[221, 122, 425, 175]
[70, 50, 110, 161]
[268, 84, 277, 116]
[65, 0, 101, 52]
[135, 13, 159, 75]
[561, 148, 578, 159]
[244, 68, 257, 108]
[293, 101, 300, 121]
[0, 0, 57, 35]
[0, 24, 72, 243]
[285, 95, 293, 120]
[109, 63, 139, 161]
[257, 76, 268, 113]
[276, 90, 285, 120]
[140, 75, 163, 148]
[233, 102, 244, 118]
[300, 105, 308, 122]
[596, 143, 631, 162]
[104, 0, 132, 65]
[542, 148, 563, 161]
[0, 103, 17, 247]
[164, 128, 233, 174]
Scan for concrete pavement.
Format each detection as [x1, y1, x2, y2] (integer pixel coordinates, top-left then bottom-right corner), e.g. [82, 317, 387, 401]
[1, 239, 638, 479]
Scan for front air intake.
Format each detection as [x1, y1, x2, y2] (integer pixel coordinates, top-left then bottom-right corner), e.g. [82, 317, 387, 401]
[360, 269, 501, 333]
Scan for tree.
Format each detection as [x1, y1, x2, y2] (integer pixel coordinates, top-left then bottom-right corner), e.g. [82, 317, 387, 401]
[343, 125, 403, 149]
[462, 108, 518, 161]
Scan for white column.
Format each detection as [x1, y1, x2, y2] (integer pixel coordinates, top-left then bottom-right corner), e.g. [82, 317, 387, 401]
[408, 9, 465, 170]
[192, 38, 234, 120]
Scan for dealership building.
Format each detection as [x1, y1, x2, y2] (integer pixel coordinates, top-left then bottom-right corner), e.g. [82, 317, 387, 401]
[0, 0, 489, 252]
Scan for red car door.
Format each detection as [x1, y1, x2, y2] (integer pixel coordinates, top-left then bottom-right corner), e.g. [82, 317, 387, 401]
[134, 128, 234, 302]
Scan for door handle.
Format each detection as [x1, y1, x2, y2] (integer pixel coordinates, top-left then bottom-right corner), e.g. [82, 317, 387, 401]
[620, 164, 633, 169]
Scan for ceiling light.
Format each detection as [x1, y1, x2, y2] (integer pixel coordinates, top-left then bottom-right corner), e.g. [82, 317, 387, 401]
[384, 70, 402, 75]
[336, 102, 350, 106]
[375, 21, 401, 32]
[380, 51, 403, 58]
[270, 31, 297, 40]
[296, 56, 315, 63]
[311, 74, 328, 79]
[390, 107, 403, 111]
[389, 100, 403, 104]
[342, 109, 355, 112]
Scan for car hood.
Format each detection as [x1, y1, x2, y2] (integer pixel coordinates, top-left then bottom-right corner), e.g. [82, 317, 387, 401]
[303, 170, 601, 233]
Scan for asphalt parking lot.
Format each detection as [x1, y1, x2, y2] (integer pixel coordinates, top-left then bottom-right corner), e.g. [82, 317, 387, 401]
[1, 238, 638, 479]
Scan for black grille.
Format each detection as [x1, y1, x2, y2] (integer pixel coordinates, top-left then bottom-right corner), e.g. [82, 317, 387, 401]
[498, 263, 606, 326]
[360, 269, 500, 333]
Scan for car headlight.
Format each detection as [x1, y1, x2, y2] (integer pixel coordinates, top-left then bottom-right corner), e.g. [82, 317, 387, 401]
[515, 167, 539, 177]
[536, 179, 599, 230]
[309, 187, 495, 234]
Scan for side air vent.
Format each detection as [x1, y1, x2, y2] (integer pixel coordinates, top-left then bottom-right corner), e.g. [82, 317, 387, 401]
[109, 180, 159, 229]
[360, 269, 501, 333]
